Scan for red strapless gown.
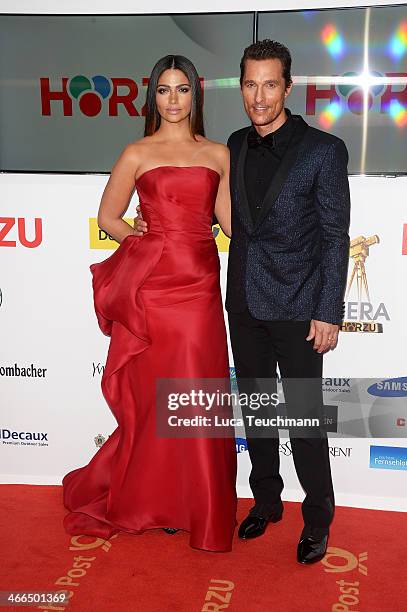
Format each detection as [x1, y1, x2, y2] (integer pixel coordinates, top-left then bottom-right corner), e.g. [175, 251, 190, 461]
[62, 166, 237, 552]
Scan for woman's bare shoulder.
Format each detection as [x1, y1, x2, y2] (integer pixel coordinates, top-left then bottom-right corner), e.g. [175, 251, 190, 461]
[122, 136, 155, 158]
[203, 139, 230, 173]
[203, 138, 229, 156]
[115, 137, 158, 171]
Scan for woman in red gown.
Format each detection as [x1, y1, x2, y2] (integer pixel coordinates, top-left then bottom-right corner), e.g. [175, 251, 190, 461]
[62, 55, 237, 552]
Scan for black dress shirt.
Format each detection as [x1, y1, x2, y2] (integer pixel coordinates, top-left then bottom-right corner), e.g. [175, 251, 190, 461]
[244, 109, 296, 223]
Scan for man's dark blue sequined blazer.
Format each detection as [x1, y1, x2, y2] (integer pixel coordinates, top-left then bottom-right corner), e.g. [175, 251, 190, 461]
[226, 113, 351, 325]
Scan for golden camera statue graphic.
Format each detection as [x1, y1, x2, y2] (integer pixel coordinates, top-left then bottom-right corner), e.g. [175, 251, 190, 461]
[345, 235, 380, 303]
[341, 235, 384, 333]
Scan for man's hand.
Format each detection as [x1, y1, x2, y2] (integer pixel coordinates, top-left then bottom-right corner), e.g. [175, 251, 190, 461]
[133, 205, 148, 236]
[306, 320, 339, 353]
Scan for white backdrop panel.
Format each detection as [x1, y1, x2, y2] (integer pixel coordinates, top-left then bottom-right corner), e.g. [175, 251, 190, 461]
[1, 173, 406, 510]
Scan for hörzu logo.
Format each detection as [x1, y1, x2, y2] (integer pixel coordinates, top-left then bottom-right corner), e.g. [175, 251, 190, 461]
[41, 75, 205, 118]
[306, 70, 406, 116]
[202, 579, 235, 611]
[41, 75, 147, 117]
[335, 71, 386, 114]
[0, 218, 43, 248]
[341, 234, 390, 333]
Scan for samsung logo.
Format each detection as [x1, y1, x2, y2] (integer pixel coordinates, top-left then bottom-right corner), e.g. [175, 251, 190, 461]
[368, 377, 407, 397]
[235, 437, 248, 453]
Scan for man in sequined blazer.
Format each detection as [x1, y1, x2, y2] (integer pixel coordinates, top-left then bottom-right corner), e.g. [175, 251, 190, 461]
[227, 40, 350, 564]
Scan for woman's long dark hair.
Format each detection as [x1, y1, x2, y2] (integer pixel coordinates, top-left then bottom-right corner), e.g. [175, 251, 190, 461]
[144, 55, 205, 139]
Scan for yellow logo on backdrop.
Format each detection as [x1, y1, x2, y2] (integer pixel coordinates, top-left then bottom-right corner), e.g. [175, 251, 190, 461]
[212, 224, 230, 252]
[89, 219, 231, 252]
[89, 218, 133, 249]
[340, 234, 390, 333]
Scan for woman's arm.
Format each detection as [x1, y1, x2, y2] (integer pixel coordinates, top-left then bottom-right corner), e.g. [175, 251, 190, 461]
[213, 145, 232, 238]
[97, 144, 140, 243]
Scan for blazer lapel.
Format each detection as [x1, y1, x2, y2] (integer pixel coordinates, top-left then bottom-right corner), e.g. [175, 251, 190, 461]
[236, 129, 254, 233]
[253, 115, 309, 232]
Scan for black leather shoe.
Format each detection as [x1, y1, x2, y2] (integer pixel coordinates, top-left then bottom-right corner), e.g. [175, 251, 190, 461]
[297, 532, 328, 564]
[238, 502, 283, 540]
[162, 528, 179, 535]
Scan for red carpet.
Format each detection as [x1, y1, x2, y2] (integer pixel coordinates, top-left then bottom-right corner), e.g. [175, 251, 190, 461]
[0, 485, 405, 611]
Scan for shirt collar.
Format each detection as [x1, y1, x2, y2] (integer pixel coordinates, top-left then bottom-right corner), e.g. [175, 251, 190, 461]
[248, 108, 294, 150]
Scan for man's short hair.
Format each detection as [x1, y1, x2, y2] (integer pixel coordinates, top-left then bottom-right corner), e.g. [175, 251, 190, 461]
[240, 39, 293, 88]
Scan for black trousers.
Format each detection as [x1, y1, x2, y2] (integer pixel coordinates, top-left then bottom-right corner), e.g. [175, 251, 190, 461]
[228, 308, 335, 532]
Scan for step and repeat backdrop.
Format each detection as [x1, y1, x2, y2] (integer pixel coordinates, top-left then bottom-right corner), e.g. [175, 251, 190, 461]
[1, 5, 407, 510]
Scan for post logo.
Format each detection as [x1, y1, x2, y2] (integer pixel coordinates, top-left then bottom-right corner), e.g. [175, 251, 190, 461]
[321, 546, 367, 612]
[322, 547, 368, 575]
